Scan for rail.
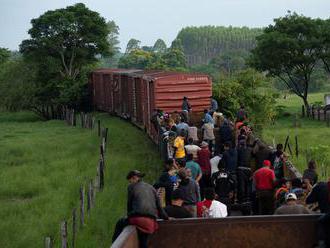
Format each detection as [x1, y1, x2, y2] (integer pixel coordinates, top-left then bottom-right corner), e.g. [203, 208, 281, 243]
[111, 214, 321, 248]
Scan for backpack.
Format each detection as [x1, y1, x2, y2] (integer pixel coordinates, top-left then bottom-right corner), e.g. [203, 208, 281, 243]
[213, 170, 234, 198]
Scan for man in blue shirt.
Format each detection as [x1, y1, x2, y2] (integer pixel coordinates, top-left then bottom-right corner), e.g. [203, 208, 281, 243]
[203, 109, 214, 125]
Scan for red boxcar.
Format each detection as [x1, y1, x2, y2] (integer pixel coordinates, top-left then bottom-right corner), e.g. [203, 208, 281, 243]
[90, 69, 212, 142]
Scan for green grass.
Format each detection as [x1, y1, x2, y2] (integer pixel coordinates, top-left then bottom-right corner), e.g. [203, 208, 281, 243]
[0, 112, 161, 248]
[262, 92, 330, 179]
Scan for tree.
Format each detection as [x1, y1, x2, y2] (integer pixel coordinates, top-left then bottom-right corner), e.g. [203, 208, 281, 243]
[106, 20, 120, 56]
[162, 48, 187, 69]
[153, 39, 167, 53]
[0, 48, 10, 65]
[320, 19, 330, 73]
[250, 13, 321, 113]
[118, 49, 152, 69]
[19, 3, 110, 117]
[213, 69, 278, 131]
[125, 39, 141, 54]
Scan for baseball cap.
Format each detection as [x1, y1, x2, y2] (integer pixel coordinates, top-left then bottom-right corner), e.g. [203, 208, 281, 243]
[201, 141, 209, 147]
[286, 193, 297, 201]
[263, 160, 271, 167]
[126, 170, 145, 180]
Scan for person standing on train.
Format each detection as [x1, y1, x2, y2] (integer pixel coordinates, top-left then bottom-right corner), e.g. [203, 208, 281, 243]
[182, 96, 192, 123]
[173, 130, 187, 167]
[253, 160, 276, 215]
[210, 97, 218, 115]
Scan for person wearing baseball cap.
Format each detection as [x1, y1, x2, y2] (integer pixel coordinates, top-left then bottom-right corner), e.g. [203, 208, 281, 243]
[274, 192, 311, 215]
[112, 170, 168, 247]
[253, 160, 276, 215]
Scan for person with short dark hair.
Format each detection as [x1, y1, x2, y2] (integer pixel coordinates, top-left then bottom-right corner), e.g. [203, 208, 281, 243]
[185, 137, 201, 161]
[274, 193, 311, 215]
[303, 160, 318, 185]
[112, 170, 168, 248]
[163, 189, 192, 219]
[197, 141, 212, 199]
[197, 188, 228, 218]
[182, 96, 192, 123]
[218, 119, 233, 153]
[253, 160, 276, 215]
[173, 130, 186, 167]
[210, 97, 218, 113]
[203, 109, 214, 125]
[237, 105, 248, 122]
[185, 153, 202, 183]
[177, 168, 200, 217]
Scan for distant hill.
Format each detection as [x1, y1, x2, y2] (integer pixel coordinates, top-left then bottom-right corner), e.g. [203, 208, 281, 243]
[175, 26, 263, 66]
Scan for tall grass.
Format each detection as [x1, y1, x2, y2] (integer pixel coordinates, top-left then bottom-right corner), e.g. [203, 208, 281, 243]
[0, 112, 161, 248]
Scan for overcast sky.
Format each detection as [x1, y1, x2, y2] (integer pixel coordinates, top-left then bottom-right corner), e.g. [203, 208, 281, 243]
[1, 0, 330, 52]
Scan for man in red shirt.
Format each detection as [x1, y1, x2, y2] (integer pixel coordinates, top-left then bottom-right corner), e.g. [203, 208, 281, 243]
[253, 160, 275, 215]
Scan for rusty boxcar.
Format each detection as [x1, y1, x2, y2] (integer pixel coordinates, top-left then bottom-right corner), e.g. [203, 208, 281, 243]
[90, 69, 212, 142]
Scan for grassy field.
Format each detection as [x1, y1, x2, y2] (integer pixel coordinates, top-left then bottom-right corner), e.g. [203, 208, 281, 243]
[0, 112, 161, 248]
[262, 92, 330, 179]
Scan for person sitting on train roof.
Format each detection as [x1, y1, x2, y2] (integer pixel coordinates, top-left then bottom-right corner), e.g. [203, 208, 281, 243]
[163, 189, 193, 219]
[274, 193, 311, 215]
[197, 188, 228, 218]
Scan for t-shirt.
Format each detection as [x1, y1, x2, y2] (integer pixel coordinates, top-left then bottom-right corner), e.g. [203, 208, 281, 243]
[197, 148, 211, 175]
[274, 204, 311, 215]
[197, 199, 227, 218]
[202, 123, 215, 140]
[174, 136, 185, 159]
[188, 126, 198, 141]
[176, 122, 189, 135]
[204, 113, 214, 124]
[185, 144, 201, 160]
[254, 167, 275, 191]
[185, 161, 202, 180]
[164, 205, 192, 219]
[210, 155, 221, 175]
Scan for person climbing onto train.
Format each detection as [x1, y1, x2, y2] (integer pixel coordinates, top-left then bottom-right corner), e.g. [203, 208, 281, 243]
[173, 130, 187, 167]
[236, 104, 248, 122]
[201, 120, 215, 155]
[177, 168, 200, 217]
[274, 193, 311, 215]
[253, 160, 276, 215]
[197, 141, 212, 200]
[163, 189, 193, 219]
[197, 188, 228, 218]
[112, 170, 168, 248]
[182, 96, 192, 123]
[185, 137, 201, 161]
[303, 160, 318, 186]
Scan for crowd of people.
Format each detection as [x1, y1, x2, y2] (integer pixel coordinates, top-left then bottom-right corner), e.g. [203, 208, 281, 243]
[112, 96, 330, 248]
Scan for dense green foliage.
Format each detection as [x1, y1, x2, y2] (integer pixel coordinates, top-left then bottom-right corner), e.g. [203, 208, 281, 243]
[175, 26, 262, 65]
[0, 112, 161, 248]
[0, 48, 11, 65]
[250, 13, 330, 111]
[213, 69, 278, 130]
[18, 3, 111, 117]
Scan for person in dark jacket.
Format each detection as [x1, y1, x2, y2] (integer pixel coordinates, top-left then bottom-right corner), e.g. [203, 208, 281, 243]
[305, 180, 330, 214]
[112, 170, 168, 248]
[164, 189, 192, 219]
[218, 119, 233, 153]
[177, 168, 200, 217]
[223, 142, 237, 173]
[303, 160, 318, 185]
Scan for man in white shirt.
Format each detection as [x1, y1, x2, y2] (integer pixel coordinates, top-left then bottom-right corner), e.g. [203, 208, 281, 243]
[185, 138, 201, 161]
[210, 154, 222, 175]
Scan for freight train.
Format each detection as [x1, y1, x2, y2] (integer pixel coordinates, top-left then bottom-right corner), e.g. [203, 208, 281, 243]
[89, 69, 212, 141]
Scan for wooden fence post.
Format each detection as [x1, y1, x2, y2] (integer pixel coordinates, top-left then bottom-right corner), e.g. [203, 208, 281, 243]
[92, 117, 95, 129]
[284, 135, 289, 151]
[72, 208, 77, 248]
[97, 120, 101, 136]
[80, 186, 85, 228]
[99, 159, 104, 190]
[90, 179, 95, 207]
[295, 135, 299, 158]
[327, 113, 330, 127]
[45, 237, 52, 248]
[317, 107, 321, 121]
[61, 221, 68, 248]
[104, 128, 108, 143]
[301, 105, 305, 118]
[311, 106, 315, 120]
